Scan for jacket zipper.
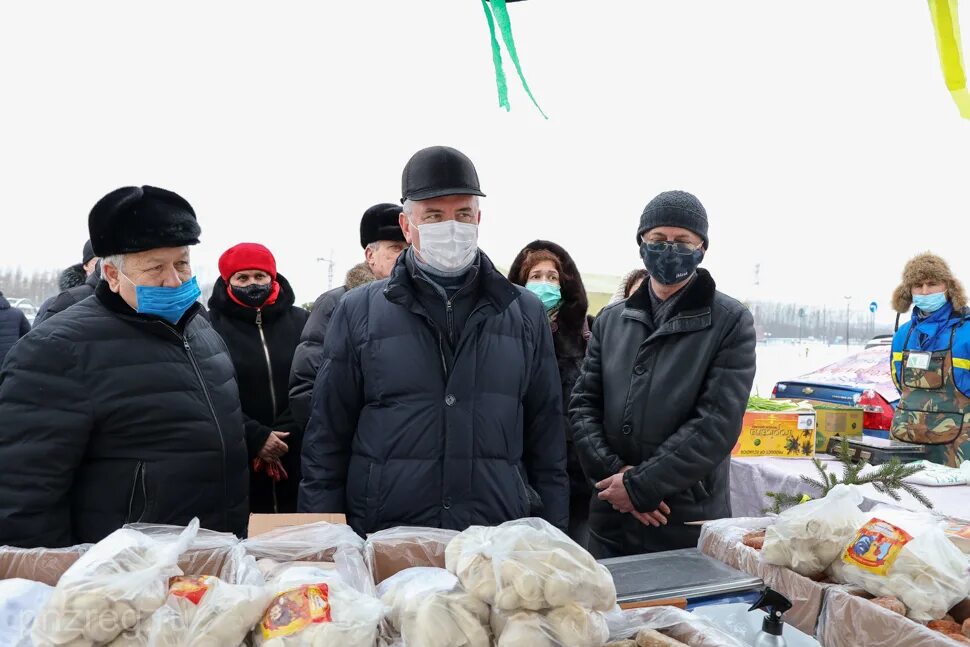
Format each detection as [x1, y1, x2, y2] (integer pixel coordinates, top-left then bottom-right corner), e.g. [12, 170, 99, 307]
[161, 322, 231, 529]
[126, 461, 146, 523]
[255, 310, 280, 513]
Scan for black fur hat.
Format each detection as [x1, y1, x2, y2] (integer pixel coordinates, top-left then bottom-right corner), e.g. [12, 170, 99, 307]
[88, 186, 201, 257]
[360, 203, 406, 249]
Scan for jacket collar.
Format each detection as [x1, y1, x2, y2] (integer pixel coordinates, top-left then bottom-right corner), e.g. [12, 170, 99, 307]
[207, 274, 297, 323]
[622, 268, 717, 336]
[95, 279, 203, 338]
[384, 249, 520, 314]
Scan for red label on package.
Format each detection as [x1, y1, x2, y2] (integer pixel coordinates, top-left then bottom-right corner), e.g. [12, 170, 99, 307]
[842, 518, 913, 576]
[260, 583, 332, 639]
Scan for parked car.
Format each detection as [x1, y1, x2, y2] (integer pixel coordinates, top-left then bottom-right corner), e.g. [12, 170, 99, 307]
[772, 345, 897, 439]
[864, 334, 894, 350]
[8, 298, 37, 326]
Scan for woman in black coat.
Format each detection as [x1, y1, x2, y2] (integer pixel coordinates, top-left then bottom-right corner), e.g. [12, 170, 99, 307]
[508, 240, 592, 545]
[208, 243, 309, 512]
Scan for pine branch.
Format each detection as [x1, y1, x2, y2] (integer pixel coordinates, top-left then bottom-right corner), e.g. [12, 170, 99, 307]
[799, 475, 827, 494]
[764, 491, 807, 515]
[898, 481, 935, 510]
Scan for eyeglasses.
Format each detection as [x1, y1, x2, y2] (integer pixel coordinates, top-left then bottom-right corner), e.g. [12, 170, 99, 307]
[643, 240, 701, 255]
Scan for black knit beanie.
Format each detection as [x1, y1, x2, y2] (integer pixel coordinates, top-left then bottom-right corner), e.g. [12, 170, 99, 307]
[637, 190, 709, 248]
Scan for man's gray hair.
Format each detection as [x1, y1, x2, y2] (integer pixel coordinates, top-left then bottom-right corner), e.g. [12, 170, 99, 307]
[102, 254, 125, 272]
[365, 242, 381, 253]
[402, 196, 479, 216]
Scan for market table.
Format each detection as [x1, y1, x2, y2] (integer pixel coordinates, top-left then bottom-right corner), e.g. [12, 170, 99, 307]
[730, 456, 970, 520]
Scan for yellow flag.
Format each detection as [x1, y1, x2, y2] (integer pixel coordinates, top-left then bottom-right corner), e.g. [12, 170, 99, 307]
[929, 0, 970, 118]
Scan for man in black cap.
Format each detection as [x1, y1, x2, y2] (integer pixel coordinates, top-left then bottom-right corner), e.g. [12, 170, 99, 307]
[288, 203, 409, 430]
[0, 186, 249, 547]
[570, 190, 756, 558]
[300, 145, 568, 535]
[33, 240, 102, 326]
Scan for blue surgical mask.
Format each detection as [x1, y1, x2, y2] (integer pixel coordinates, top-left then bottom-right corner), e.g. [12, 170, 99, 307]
[121, 273, 201, 324]
[526, 281, 563, 312]
[912, 291, 947, 314]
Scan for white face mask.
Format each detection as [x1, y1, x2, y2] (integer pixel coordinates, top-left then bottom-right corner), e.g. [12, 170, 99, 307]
[412, 219, 479, 273]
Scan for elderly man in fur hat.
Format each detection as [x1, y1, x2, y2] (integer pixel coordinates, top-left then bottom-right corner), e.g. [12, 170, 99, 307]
[288, 203, 409, 430]
[0, 186, 249, 547]
[890, 252, 970, 466]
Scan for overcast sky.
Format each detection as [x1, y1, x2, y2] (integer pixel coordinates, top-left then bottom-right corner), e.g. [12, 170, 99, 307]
[1, 0, 968, 322]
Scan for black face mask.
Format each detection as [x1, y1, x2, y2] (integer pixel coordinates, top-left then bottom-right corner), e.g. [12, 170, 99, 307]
[640, 243, 704, 286]
[231, 283, 273, 308]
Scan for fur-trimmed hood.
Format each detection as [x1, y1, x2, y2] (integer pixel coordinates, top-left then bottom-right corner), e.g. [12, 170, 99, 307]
[892, 252, 967, 313]
[507, 240, 589, 336]
[58, 264, 87, 291]
[345, 262, 376, 290]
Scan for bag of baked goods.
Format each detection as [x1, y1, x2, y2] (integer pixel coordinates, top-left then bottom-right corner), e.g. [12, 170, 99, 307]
[490, 605, 609, 647]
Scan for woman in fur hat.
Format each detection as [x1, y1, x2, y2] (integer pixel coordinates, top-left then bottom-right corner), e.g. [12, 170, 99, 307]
[508, 240, 593, 545]
[890, 252, 970, 466]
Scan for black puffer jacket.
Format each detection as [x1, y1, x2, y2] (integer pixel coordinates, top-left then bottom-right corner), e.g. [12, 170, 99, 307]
[288, 263, 376, 430]
[208, 274, 309, 512]
[570, 270, 756, 557]
[0, 293, 31, 364]
[507, 241, 592, 538]
[0, 282, 249, 547]
[299, 252, 568, 535]
[34, 266, 100, 327]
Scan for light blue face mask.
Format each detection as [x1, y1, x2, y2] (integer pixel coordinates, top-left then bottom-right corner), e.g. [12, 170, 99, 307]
[121, 273, 201, 324]
[526, 281, 563, 312]
[913, 291, 947, 314]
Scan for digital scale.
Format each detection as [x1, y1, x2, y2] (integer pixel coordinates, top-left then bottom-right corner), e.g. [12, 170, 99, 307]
[825, 435, 926, 465]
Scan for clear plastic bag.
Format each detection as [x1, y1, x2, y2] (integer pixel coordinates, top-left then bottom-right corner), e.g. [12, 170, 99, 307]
[762, 484, 866, 576]
[606, 606, 753, 647]
[31, 519, 199, 647]
[445, 518, 616, 613]
[827, 506, 970, 621]
[0, 544, 91, 586]
[378, 567, 490, 647]
[491, 605, 609, 647]
[253, 561, 383, 647]
[241, 521, 363, 565]
[364, 526, 458, 585]
[0, 578, 54, 647]
[124, 522, 240, 580]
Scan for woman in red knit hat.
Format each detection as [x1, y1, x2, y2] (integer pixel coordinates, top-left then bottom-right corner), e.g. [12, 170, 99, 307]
[208, 243, 309, 513]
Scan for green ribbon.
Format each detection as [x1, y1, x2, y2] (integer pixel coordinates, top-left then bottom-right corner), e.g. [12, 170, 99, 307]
[481, 0, 547, 118]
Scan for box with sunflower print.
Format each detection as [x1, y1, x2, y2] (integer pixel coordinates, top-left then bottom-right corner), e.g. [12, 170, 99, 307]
[732, 409, 817, 458]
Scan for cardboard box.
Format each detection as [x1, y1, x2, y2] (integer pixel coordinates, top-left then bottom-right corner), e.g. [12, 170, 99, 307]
[248, 513, 346, 537]
[732, 410, 817, 459]
[814, 405, 864, 452]
[364, 527, 458, 584]
[0, 546, 86, 586]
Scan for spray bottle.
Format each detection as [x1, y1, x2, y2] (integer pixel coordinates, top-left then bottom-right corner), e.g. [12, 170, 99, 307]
[749, 587, 793, 647]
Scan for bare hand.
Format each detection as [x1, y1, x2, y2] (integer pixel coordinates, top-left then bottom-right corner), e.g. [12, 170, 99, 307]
[595, 473, 635, 513]
[632, 502, 671, 527]
[259, 431, 290, 461]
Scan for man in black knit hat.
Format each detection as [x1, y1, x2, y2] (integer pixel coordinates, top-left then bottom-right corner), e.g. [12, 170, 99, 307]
[0, 185, 249, 547]
[570, 190, 756, 557]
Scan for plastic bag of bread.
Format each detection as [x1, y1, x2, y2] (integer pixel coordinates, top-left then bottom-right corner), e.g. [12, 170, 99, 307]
[446, 518, 616, 612]
[762, 485, 865, 577]
[828, 506, 970, 621]
[364, 526, 458, 585]
[31, 519, 199, 647]
[254, 555, 382, 647]
[490, 606, 609, 647]
[240, 521, 363, 565]
[378, 567, 490, 647]
[0, 578, 54, 647]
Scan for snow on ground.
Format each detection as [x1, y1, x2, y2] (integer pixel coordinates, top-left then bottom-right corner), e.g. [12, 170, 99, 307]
[751, 340, 866, 397]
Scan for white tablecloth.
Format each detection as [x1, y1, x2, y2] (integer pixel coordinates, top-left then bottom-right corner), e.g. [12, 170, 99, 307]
[729, 457, 970, 521]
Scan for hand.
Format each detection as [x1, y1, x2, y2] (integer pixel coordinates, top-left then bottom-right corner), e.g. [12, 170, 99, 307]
[259, 431, 290, 461]
[595, 472, 635, 514]
[632, 502, 671, 527]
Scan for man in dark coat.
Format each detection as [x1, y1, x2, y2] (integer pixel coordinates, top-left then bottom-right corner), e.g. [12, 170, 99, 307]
[300, 146, 568, 535]
[570, 190, 756, 558]
[34, 239, 101, 326]
[208, 242, 309, 513]
[0, 186, 249, 547]
[288, 203, 408, 430]
[0, 292, 31, 364]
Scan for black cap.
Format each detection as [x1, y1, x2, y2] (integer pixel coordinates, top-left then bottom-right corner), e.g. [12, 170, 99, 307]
[88, 186, 201, 257]
[360, 203, 406, 249]
[637, 190, 710, 249]
[401, 146, 486, 203]
[81, 240, 96, 265]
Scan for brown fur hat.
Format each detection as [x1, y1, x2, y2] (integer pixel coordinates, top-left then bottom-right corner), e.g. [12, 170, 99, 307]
[892, 252, 967, 313]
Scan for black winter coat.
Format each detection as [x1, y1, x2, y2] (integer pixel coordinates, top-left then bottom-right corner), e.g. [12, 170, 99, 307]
[288, 263, 376, 430]
[0, 293, 30, 365]
[208, 275, 309, 512]
[0, 282, 249, 547]
[299, 252, 569, 536]
[34, 266, 100, 327]
[570, 270, 756, 557]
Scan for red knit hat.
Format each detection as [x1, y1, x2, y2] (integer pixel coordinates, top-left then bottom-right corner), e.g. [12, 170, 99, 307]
[219, 243, 277, 282]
